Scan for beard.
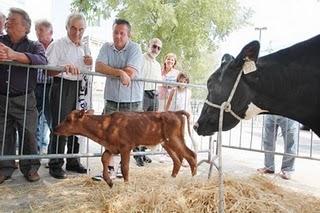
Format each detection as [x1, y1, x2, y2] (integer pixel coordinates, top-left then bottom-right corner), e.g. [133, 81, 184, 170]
[148, 51, 159, 59]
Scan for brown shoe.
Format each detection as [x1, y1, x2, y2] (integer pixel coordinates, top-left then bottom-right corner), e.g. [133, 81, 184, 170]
[257, 167, 274, 174]
[25, 171, 40, 182]
[0, 175, 10, 184]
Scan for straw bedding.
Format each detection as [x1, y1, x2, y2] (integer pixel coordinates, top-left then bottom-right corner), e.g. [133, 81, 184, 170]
[1, 167, 320, 213]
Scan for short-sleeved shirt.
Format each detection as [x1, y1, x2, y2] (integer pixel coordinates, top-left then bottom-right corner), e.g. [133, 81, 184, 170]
[141, 53, 162, 91]
[0, 35, 48, 96]
[96, 40, 143, 102]
[46, 36, 89, 81]
[158, 68, 180, 99]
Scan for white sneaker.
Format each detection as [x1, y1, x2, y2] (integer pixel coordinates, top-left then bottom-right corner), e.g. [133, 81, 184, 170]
[115, 167, 123, 178]
[40, 147, 47, 155]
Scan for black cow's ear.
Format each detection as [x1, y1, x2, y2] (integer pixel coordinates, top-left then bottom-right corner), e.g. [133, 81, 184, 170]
[221, 54, 234, 65]
[234, 41, 260, 67]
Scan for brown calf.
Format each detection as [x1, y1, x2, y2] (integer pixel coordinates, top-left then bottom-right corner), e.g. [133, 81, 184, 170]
[54, 109, 197, 187]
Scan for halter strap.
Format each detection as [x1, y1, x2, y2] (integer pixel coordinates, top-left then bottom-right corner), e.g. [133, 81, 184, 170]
[205, 69, 244, 121]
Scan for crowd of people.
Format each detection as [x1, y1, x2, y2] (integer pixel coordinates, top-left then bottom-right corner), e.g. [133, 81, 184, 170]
[0, 7, 299, 184]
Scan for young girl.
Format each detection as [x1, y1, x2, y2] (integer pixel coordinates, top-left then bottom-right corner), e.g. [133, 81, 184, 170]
[163, 72, 196, 166]
[165, 72, 192, 112]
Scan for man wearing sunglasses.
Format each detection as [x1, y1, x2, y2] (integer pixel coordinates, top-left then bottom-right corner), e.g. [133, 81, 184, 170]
[133, 38, 162, 167]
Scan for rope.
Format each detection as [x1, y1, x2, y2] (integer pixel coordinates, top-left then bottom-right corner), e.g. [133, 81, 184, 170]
[204, 69, 244, 121]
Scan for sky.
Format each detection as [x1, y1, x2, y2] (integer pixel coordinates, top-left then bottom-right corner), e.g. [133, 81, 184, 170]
[219, 0, 320, 57]
[1, 0, 319, 58]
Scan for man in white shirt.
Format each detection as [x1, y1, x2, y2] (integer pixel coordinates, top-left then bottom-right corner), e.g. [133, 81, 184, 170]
[142, 38, 162, 111]
[133, 38, 162, 166]
[46, 13, 92, 179]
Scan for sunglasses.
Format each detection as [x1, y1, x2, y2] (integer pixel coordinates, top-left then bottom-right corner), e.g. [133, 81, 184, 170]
[152, 44, 161, 50]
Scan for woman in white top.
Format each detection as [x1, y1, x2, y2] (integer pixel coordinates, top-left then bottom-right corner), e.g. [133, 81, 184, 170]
[158, 53, 180, 111]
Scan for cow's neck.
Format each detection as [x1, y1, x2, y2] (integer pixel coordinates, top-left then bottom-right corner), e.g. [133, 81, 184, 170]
[248, 62, 297, 115]
[248, 53, 319, 125]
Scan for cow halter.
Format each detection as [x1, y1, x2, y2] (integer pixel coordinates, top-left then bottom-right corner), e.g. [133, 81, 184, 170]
[204, 58, 257, 121]
[205, 69, 243, 121]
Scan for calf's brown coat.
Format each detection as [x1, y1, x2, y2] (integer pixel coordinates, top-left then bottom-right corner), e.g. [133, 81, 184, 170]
[54, 110, 197, 187]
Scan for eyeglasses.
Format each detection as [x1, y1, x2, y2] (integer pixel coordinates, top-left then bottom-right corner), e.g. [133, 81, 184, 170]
[152, 44, 161, 51]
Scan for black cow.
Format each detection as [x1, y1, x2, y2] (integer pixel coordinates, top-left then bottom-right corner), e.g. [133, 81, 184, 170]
[194, 34, 320, 136]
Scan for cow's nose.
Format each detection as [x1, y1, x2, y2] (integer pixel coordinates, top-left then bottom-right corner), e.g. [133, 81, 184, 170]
[193, 123, 199, 132]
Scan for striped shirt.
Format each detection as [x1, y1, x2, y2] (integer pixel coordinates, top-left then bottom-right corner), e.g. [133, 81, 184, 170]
[37, 69, 53, 84]
[141, 53, 162, 90]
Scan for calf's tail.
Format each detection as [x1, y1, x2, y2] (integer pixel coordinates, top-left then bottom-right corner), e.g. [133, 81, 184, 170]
[177, 110, 198, 153]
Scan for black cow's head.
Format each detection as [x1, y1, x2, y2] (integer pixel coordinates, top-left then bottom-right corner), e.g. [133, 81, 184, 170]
[194, 41, 262, 136]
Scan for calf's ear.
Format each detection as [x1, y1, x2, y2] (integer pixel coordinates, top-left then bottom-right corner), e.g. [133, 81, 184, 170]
[234, 41, 260, 68]
[78, 109, 86, 118]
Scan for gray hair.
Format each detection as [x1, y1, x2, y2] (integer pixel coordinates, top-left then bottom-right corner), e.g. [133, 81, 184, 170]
[9, 7, 31, 34]
[149, 38, 162, 47]
[65, 13, 86, 29]
[35, 19, 53, 33]
[0, 11, 5, 21]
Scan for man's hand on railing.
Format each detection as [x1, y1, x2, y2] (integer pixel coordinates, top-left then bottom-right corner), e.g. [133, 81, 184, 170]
[0, 42, 30, 64]
[63, 64, 80, 75]
[83, 55, 93, 66]
[119, 70, 131, 86]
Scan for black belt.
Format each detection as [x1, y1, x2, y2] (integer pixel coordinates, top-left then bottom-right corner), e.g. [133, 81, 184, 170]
[106, 100, 140, 108]
[53, 77, 81, 83]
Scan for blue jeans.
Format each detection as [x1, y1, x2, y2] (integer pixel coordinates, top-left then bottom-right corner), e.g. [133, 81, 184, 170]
[35, 84, 52, 152]
[263, 115, 299, 172]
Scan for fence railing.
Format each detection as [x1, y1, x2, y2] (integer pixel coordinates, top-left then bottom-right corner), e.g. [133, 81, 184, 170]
[1, 61, 319, 163]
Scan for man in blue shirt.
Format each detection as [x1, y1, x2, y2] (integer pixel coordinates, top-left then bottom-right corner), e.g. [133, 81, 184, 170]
[95, 18, 143, 178]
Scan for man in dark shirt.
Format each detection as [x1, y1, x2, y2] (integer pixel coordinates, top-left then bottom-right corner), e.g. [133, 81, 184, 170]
[0, 8, 47, 184]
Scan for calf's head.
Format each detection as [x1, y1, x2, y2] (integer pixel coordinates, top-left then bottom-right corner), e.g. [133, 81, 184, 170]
[54, 109, 94, 136]
[194, 41, 262, 136]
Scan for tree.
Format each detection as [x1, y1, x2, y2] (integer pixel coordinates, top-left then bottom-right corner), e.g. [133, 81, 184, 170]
[71, 0, 251, 83]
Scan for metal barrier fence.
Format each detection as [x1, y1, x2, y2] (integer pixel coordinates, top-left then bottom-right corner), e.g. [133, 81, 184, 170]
[1, 61, 319, 163]
[0, 61, 211, 164]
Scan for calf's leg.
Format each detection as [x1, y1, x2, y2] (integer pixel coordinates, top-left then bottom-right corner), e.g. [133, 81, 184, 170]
[162, 144, 182, 177]
[101, 150, 113, 188]
[168, 137, 197, 176]
[120, 149, 131, 182]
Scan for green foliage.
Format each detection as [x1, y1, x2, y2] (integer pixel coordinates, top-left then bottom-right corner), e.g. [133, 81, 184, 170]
[71, 0, 251, 84]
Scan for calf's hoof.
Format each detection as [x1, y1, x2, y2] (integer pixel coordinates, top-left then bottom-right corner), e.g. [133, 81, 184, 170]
[171, 173, 177, 178]
[192, 170, 197, 176]
[192, 166, 197, 176]
[106, 181, 113, 188]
